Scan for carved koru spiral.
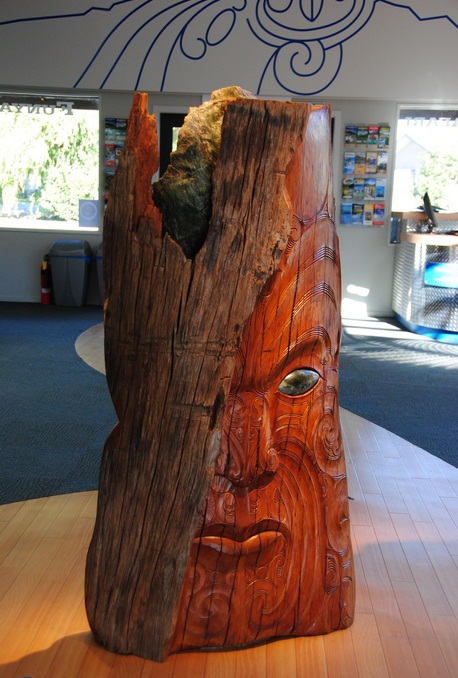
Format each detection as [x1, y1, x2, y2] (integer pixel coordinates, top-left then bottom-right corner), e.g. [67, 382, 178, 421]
[170, 209, 355, 652]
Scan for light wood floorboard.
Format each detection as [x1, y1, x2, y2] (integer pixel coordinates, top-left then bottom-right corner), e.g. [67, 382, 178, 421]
[0, 324, 456, 676]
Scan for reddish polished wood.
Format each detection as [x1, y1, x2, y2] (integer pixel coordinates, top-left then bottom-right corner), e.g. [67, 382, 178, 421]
[170, 106, 354, 653]
[85, 91, 354, 662]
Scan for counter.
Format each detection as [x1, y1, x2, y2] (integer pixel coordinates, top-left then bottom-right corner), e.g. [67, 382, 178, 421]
[392, 212, 458, 341]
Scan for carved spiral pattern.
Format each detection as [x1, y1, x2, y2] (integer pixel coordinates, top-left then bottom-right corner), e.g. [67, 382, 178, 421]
[308, 399, 345, 473]
[325, 551, 340, 593]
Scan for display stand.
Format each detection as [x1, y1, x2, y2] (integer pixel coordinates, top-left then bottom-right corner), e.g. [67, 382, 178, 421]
[340, 124, 390, 227]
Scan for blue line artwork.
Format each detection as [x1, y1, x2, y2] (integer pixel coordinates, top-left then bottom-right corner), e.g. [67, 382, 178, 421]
[0, 0, 456, 95]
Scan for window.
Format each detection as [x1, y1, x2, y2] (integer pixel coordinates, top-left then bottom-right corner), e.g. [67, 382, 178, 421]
[0, 93, 100, 231]
[392, 107, 458, 213]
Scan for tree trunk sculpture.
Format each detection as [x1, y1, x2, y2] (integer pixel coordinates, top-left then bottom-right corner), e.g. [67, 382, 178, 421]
[85, 88, 355, 662]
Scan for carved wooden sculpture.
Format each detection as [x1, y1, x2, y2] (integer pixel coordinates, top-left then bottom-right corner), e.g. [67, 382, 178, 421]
[85, 88, 354, 662]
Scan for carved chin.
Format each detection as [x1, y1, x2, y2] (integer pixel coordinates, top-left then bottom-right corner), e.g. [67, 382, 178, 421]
[177, 526, 291, 649]
[170, 446, 330, 652]
[171, 476, 303, 650]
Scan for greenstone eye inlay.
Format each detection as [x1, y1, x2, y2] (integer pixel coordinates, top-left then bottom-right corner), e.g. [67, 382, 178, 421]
[278, 368, 320, 396]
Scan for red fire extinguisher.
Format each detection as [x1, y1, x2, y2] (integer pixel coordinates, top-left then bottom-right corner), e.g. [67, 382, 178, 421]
[41, 254, 52, 305]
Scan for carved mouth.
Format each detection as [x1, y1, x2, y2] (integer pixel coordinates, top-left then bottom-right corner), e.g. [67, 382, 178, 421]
[193, 519, 289, 557]
[197, 531, 283, 556]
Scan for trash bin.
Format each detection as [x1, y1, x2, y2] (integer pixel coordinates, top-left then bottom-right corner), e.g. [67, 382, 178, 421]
[95, 242, 103, 304]
[49, 239, 92, 306]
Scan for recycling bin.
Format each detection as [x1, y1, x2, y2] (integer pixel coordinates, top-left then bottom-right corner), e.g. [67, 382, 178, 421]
[95, 241, 103, 304]
[49, 239, 92, 306]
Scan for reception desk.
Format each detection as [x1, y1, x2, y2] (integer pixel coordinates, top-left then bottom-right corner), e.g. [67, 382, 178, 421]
[392, 212, 458, 341]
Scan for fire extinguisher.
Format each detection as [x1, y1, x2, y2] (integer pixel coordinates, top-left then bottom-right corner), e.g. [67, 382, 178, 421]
[41, 254, 52, 305]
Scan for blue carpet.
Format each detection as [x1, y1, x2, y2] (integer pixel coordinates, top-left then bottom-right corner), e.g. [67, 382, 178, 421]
[0, 302, 117, 504]
[339, 318, 458, 468]
[1, 305, 457, 505]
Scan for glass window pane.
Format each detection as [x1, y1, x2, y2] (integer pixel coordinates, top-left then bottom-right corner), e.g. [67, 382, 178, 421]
[0, 93, 100, 230]
[392, 108, 458, 212]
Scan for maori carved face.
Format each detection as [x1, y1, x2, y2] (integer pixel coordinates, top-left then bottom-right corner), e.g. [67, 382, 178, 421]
[171, 211, 354, 653]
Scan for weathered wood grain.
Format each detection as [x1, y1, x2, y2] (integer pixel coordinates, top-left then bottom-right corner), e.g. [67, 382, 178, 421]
[85, 92, 347, 661]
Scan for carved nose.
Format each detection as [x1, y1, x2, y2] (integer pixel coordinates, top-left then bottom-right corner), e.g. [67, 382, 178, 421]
[215, 394, 279, 488]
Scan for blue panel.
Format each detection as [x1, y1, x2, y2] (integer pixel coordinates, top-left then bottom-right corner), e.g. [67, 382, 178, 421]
[395, 314, 458, 344]
[424, 262, 458, 289]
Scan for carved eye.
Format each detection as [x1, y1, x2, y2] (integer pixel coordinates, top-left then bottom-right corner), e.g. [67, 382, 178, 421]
[277, 368, 319, 396]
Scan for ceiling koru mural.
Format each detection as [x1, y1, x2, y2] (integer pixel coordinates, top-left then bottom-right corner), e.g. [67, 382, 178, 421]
[2, 1, 457, 94]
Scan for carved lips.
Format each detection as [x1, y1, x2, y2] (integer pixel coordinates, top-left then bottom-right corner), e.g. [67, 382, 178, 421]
[195, 519, 289, 558]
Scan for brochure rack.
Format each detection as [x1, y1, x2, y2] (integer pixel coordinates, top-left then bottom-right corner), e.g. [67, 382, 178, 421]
[103, 117, 128, 206]
[340, 124, 390, 227]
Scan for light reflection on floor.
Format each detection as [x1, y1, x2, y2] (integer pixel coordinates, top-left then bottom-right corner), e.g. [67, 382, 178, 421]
[341, 316, 422, 340]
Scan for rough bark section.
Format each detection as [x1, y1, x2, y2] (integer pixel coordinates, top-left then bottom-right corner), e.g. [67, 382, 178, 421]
[152, 86, 253, 258]
[85, 93, 313, 661]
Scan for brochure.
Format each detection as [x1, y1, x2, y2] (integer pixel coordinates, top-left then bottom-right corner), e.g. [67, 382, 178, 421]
[116, 118, 127, 134]
[375, 178, 386, 199]
[378, 125, 390, 148]
[342, 177, 354, 199]
[355, 152, 367, 174]
[377, 151, 388, 173]
[104, 117, 117, 138]
[344, 152, 356, 174]
[345, 125, 358, 144]
[373, 203, 385, 226]
[356, 126, 368, 145]
[364, 177, 376, 199]
[104, 144, 116, 165]
[368, 125, 379, 145]
[341, 203, 353, 225]
[364, 203, 374, 226]
[352, 203, 364, 225]
[353, 178, 365, 200]
[366, 151, 378, 173]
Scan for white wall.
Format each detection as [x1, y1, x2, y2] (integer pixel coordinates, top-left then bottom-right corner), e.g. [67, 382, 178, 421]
[1, 2, 457, 100]
[0, 1, 457, 314]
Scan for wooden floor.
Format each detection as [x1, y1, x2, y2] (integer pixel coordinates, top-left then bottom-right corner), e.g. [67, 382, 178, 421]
[0, 323, 457, 677]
